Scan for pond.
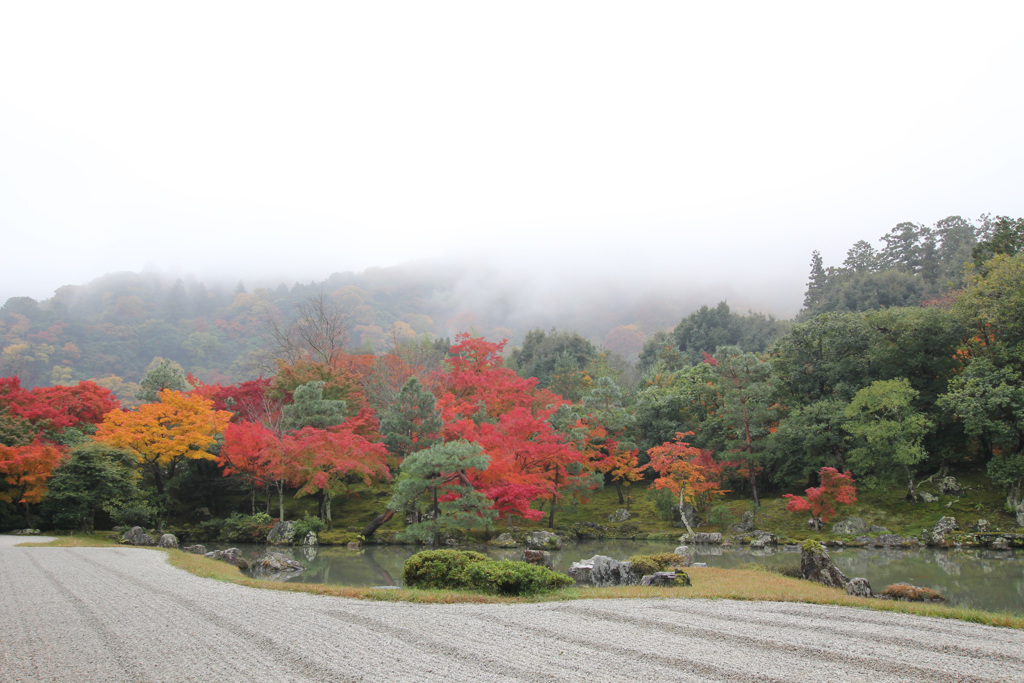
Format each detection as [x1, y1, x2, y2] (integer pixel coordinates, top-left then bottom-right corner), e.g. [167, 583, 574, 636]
[206, 540, 1024, 615]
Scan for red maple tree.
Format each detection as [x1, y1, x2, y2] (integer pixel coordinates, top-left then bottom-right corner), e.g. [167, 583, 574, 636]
[783, 467, 858, 531]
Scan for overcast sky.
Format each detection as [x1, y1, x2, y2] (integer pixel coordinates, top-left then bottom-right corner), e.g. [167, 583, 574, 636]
[2, 2, 1022, 316]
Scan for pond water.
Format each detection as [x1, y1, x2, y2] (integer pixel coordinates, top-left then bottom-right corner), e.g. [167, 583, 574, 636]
[207, 540, 1024, 615]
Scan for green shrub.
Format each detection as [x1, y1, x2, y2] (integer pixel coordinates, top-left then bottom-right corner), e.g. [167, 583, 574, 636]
[649, 487, 676, 521]
[402, 550, 490, 589]
[219, 512, 275, 543]
[629, 552, 689, 576]
[708, 504, 734, 528]
[465, 559, 574, 595]
[292, 515, 326, 542]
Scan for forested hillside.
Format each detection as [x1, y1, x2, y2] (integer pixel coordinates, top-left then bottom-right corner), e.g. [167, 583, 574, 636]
[2, 214, 1023, 536]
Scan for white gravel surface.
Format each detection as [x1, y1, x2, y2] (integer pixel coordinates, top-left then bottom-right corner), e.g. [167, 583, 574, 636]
[2, 535, 1023, 682]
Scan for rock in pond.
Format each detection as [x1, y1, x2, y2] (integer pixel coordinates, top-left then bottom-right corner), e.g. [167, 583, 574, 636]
[157, 533, 179, 549]
[205, 548, 250, 571]
[568, 555, 637, 587]
[800, 540, 848, 589]
[121, 526, 156, 546]
[250, 551, 304, 577]
[525, 531, 562, 550]
[182, 544, 207, 555]
[928, 516, 959, 547]
[302, 531, 318, 546]
[672, 545, 695, 566]
[489, 532, 518, 548]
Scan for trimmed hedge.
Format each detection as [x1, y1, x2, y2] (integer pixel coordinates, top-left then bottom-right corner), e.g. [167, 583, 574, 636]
[403, 550, 572, 595]
[629, 553, 689, 576]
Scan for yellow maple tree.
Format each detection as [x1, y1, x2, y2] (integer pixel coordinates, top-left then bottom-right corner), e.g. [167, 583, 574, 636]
[96, 389, 232, 494]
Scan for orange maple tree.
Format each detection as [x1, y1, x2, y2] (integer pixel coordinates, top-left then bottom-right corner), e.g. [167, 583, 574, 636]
[96, 389, 232, 495]
[783, 466, 857, 531]
[645, 431, 730, 534]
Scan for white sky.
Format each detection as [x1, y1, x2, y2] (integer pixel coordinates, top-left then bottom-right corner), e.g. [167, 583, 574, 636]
[2, 1, 1022, 315]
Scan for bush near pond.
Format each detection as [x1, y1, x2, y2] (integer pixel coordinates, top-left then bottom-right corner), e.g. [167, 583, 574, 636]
[629, 553, 690, 576]
[403, 550, 572, 595]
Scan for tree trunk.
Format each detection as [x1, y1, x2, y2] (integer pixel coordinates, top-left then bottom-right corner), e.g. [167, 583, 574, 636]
[361, 509, 395, 539]
[615, 480, 624, 505]
[277, 481, 285, 521]
[324, 490, 332, 528]
[22, 501, 31, 529]
[432, 485, 440, 547]
[905, 465, 918, 503]
[548, 467, 560, 529]
[679, 487, 694, 535]
[251, 485, 256, 515]
[747, 457, 760, 507]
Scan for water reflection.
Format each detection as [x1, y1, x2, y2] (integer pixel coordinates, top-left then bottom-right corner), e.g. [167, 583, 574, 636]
[204, 540, 1024, 615]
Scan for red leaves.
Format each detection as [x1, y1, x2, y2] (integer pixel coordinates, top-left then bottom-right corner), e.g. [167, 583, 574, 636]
[0, 439, 66, 505]
[0, 377, 119, 435]
[645, 432, 729, 514]
[281, 422, 390, 495]
[783, 467, 857, 527]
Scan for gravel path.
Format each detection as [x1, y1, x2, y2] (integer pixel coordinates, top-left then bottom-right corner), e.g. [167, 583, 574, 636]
[2, 536, 1023, 682]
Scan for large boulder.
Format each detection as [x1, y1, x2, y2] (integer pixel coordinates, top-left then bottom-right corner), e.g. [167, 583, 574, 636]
[568, 555, 638, 587]
[121, 527, 156, 546]
[831, 517, 868, 535]
[266, 520, 296, 545]
[182, 544, 207, 555]
[204, 548, 250, 571]
[251, 551, 304, 575]
[13, 528, 41, 535]
[800, 540, 848, 589]
[302, 531, 318, 546]
[525, 531, 562, 550]
[928, 516, 959, 547]
[748, 530, 777, 548]
[157, 533, 179, 549]
[690, 532, 722, 545]
[919, 492, 938, 503]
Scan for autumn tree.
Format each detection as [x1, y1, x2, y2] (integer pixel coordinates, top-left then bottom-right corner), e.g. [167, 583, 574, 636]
[783, 467, 857, 531]
[95, 390, 232, 496]
[280, 409, 390, 526]
[645, 432, 729, 534]
[220, 420, 288, 516]
[0, 439, 66, 527]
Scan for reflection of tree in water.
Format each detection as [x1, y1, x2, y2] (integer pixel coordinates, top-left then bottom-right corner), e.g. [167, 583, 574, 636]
[363, 549, 397, 586]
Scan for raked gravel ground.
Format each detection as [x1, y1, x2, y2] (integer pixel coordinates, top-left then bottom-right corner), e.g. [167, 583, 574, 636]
[1, 536, 1023, 682]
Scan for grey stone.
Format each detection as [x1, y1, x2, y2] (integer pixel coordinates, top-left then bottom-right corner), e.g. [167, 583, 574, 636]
[13, 528, 41, 535]
[800, 543, 848, 589]
[640, 571, 690, 587]
[939, 476, 964, 496]
[870, 525, 891, 533]
[672, 545, 695, 566]
[525, 531, 562, 550]
[489, 533, 518, 548]
[691, 562, 708, 568]
[976, 519, 990, 533]
[919, 491, 938, 503]
[251, 551, 304, 574]
[266, 520, 296, 545]
[846, 577, 873, 598]
[929, 516, 959, 547]
[157, 533, 179, 549]
[182, 544, 207, 555]
[831, 517, 868, 535]
[876, 534, 905, 547]
[302, 531, 318, 546]
[748, 530, 777, 548]
[121, 526, 156, 546]
[522, 549, 553, 568]
[568, 555, 637, 587]
[204, 548, 250, 570]
[608, 508, 631, 522]
[733, 510, 755, 533]
[691, 532, 722, 544]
